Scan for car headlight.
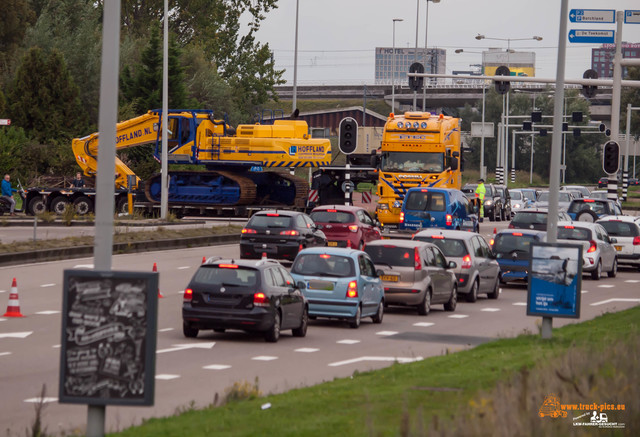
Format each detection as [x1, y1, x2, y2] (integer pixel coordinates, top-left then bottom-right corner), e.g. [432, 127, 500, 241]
[393, 200, 401, 208]
[514, 203, 521, 209]
[485, 200, 493, 206]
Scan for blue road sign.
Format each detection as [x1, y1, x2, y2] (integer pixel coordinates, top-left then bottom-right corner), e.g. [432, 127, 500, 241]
[569, 9, 615, 23]
[568, 29, 615, 44]
[625, 10, 640, 24]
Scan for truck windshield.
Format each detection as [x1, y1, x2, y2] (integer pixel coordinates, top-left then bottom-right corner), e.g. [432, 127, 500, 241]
[382, 152, 443, 173]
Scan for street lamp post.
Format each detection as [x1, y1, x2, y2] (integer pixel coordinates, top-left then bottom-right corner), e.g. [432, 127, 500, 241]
[292, 0, 299, 112]
[422, 0, 441, 110]
[391, 18, 403, 111]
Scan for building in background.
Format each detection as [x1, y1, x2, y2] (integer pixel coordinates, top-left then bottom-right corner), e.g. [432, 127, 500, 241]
[591, 42, 640, 78]
[482, 48, 536, 77]
[375, 47, 446, 85]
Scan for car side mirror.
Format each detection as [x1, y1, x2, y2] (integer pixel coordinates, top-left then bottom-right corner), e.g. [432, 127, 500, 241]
[296, 281, 306, 290]
[610, 237, 617, 244]
[315, 224, 323, 230]
[374, 220, 381, 227]
[375, 269, 385, 278]
[447, 261, 457, 269]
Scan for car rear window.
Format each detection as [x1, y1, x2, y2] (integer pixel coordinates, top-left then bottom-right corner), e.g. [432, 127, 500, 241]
[557, 226, 592, 240]
[310, 211, 355, 224]
[599, 221, 639, 237]
[494, 234, 537, 256]
[248, 214, 292, 228]
[512, 212, 547, 225]
[404, 191, 446, 211]
[413, 237, 467, 257]
[364, 245, 416, 267]
[510, 191, 522, 200]
[192, 265, 258, 287]
[291, 254, 355, 277]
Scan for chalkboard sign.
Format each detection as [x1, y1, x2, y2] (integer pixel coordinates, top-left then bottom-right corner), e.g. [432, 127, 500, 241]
[59, 270, 158, 406]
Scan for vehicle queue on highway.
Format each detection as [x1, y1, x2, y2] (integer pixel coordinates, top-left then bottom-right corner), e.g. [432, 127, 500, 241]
[181, 185, 640, 342]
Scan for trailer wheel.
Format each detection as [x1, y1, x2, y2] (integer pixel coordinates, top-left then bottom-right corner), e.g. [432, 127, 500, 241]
[73, 196, 93, 215]
[28, 196, 47, 215]
[51, 196, 71, 215]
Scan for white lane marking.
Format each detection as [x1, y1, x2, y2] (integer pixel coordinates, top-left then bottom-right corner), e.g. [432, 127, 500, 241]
[337, 339, 360, 345]
[203, 364, 231, 370]
[597, 284, 615, 288]
[155, 374, 180, 380]
[24, 397, 57, 404]
[40, 283, 56, 288]
[448, 314, 469, 319]
[329, 356, 423, 367]
[0, 352, 12, 357]
[481, 308, 501, 312]
[413, 322, 435, 327]
[295, 348, 319, 353]
[36, 310, 60, 315]
[158, 328, 174, 332]
[0, 318, 6, 322]
[52, 345, 60, 349]
[581, 290, 589, 294]
[0, 331, 33, 339]
[624, 280, 640, 284]
[73, 264, 94, 269]
[376, 331, 398, 336]
[512, 302, 527, 306]
[0, 290, 6, 293]
[251, 356, 278, 361]
[156, 342, 215, 354]
[590, 298, 640, 306]
[177, 290, 185, 294]
[177, 266, 191, 270]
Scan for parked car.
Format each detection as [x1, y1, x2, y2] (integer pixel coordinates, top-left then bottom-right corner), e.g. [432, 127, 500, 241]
[560, 185, 590, 198]
[508, 189, 534, 217]
[182, 258, 308, 342]
[462, 183, 503, 222]
[364, 239, 458, 314]
[597, 177, 608, 188]
[597, 216, 640, 270]
[310, 205, 381, 250]
[509, 209, 571, 231]
[628, 178, 640, 186]
[399, 187, 478, 232]
[493, 185, 512, 220]
[289, 247, 384, 328]
[413, 229, 500, 302]
[566, 198, 623, 222]
[556, 222, 618, 280]
[491, 229, 547, 284]
[240, 210, 326, 261]
[535, 191, 574, 211]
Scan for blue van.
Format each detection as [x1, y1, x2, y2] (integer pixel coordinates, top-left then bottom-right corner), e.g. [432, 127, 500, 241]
[399, 187, 479, 233]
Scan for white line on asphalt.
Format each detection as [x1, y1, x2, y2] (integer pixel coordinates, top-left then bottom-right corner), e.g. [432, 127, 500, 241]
[73, 264, 94, 269]
[177, 290, 185, 294]
[0, 318, 6, 322]
[481, 308, 501, 312]
[597, 284, 615, 288]
[337, 339, 360, 345]
[295, 348, 319, 353]
[0, 331, 33, 339]
[590, 298, 640, 306]
[203, 364, 231, 370]
[156, 342, 215, 354]
[329, 356, 423, 367]
[582, 290, 589, 294]
[448, 315, 469, 319]
[40, 284, 56, 288]
[36, 311, 60, 315]
[252, 356, 278, 361]
[0, 352, 12, 357]
[177, 266, 191, 270]
[512, 302, 527, 306]
[376, 331, 398, 336]
[625, 280, 640, 284]
[52, 345, 60, 348]
[158, 328, 174, 332]
[24, 397, 57, 404]
[0, 290, 6, 293]
[155, 374, 180, 380]
[413, 322, 435, 327]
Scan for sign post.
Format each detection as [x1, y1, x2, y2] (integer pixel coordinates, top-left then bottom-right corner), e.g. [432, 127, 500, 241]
[569, 9, 615, 23]
[0, 119, 11, 126]
[568, 29, 615, 44]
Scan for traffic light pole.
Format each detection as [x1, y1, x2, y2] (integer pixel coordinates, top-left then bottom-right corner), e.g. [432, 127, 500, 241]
[608, 11, 624, 203]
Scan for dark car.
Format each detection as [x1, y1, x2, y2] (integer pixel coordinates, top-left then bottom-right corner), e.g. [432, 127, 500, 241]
[509, 208, 571, 231]
[462, 183, 503, 222]
[491, 229, 547, 284]
[182, 258, 308, 342]
[627, 178, 639, 186]
[310, 205, 381, 250]
[494, 185, 512, 220]
[598, 177, 608, 188]
[566, 198, 622, 222]
[240, 210, 326, 261]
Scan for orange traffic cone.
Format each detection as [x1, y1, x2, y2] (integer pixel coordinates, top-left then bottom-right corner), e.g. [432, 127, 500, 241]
[261, 252, 267, 260]
[152, 263, 164, 298]
[493, 227, 497, 234]
[3, 278, 24, 317]
[202, 256, 206, 264]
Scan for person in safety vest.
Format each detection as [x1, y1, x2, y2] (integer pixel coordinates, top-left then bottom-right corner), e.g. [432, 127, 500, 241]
[475, 178, 486, 223]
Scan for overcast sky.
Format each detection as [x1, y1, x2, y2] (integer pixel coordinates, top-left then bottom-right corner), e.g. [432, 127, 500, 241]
[253, 0, 640, 85]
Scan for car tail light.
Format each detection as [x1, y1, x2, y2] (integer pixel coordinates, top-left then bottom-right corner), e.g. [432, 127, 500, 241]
[512, 232, 523, 236]
[431, 235, 444, 239]
[583, 199, 594, 203]
[446, 214, 452, 227]
[489, 238, 494, 246]
[399, 212, 405, 223]
[462, 254, 472, 269]
[508, 223, 515, 229]
[218, 264, 238, 269]
[346, 281, 358, 298]
[634, 236, 640, 246]
[253, 292, 269, 307]
[299, 244, 303, 252]
[327, 209, 337, 212]
[564, 225, 574, 229]
[459, 278, 465, 283]
[587, 240, 597, 253]
[348, 225, 359, 232]
[414, 247, 422, 270]
[347, 239, 352, 248]
[183, 288, 193, 301]
[241, 228, 257, 234]
[280, 230, 299, 236]
[267, 213, 280, 216]
[320, 254, 331, 259]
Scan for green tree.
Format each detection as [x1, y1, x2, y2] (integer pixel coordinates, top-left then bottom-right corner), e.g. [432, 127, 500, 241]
[0, 0, 36, 54]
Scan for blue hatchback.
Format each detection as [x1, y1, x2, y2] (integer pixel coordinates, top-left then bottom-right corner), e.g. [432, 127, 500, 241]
[289, 247, 384, 328]
[399, 187, 479, 232]
[491, 229, 546, 283]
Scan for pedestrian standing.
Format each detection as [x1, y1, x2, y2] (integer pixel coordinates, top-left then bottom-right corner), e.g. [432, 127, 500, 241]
[70, 172, 85, 188]
[1, 174, 17, 216]
[475, 178, 486, 223]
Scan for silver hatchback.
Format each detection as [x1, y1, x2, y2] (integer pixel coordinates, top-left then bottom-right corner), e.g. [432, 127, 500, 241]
[413, 229, 500, 302]
[364, 239, 458, 315]
[556, 221, 618, 280]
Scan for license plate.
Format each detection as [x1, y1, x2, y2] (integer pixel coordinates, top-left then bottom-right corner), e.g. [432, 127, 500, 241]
[327, 241, 338, 247]
[615, 245, 622, 251]
[381, 275, 398, 282]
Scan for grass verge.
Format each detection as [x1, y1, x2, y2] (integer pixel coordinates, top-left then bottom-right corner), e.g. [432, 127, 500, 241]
[110, 306, 639, 437]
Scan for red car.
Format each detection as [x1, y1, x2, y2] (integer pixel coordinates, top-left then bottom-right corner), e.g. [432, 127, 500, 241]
[310, 205, 382, 249]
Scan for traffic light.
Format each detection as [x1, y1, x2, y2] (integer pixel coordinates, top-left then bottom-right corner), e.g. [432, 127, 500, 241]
[572, 111, 583, 123]
[531, 111, 542, 123]
[602, 141, 620, 175]
[338, 117, 358, 155]
[540, 129, 548, 137]
[494, 66, 511, 95]
[581, 69, 598, 99]
[562, 122, 569, 132]
[408, 62, 424, 91]
[523, 121, 532, 131]
[573, 128, 581, 138]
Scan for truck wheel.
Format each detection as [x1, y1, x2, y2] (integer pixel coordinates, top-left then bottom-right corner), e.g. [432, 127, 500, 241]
[73, 196, 93, 215]
[51, 197, 71, 215]
[116, 197, 129, 214]
[29, 196, 47, 215]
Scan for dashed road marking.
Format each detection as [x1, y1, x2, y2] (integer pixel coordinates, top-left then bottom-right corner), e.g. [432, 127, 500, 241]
[156, 342, 215, 354]
[329, 356, 423, 367]
[177, 266, 191, 270]
[0, 331, 32, 339]
[177, 290, 185, 294]
[481, 308, 500, 312]
[590, 298, 640, 306]
[24, 397, 57, 404]
[73, 264, 94, 269]
[448, 314, 469, 319]
[0, 352, 12, 357]
[0, 290, 6, 293]
[376, 331, 398, 336]
[155, 374, 180, 380]
[158, 328, 174, 332]
[337, 339, 360, 345]
[625, 280, 640, 284]
[597, 284, 615, 288]
[36, 311, 60, 315]
[295, 348, 319, 353]
[52, 345, 60, 349]
[203, 364, 231, 370]
[0, 318, 6, 322]
[40, 284, 56, 288]
[252, 356, 278, 361]
[582, 290, 589, 294]
[512, 302, 527, 306]
[413, 322, 435, 327]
